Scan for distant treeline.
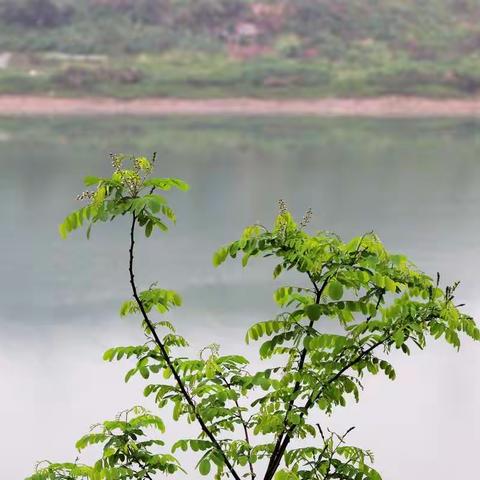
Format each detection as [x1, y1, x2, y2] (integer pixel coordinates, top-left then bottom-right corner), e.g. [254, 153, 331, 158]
[2, 0, 480, 97]
[1, 0, 480, 61]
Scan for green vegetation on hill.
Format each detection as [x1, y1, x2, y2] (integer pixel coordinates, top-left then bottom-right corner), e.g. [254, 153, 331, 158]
[1, 0, 480, 98]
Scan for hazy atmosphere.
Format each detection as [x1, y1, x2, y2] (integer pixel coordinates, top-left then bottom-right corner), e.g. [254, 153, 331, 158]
[4, 0, 480, 99]
[0, 3, 479, 480]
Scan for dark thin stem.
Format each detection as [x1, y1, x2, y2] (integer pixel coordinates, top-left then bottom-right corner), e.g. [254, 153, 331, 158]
[265, 335, 390, 479]
[265, 264, 389, 480]
[219, 374, 256, 480]
[128, 213, 241, 480]
[127, 448, 154, 480]
[366, 290, 384, 323]
[264, 272, 329, 480]
[323, 427, 355, 480]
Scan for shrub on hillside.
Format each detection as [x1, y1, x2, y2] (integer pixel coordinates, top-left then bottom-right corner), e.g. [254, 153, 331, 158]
[53, 65, 144, 88]
[0, 0, 74, 28]
[88, 0, 171, 25]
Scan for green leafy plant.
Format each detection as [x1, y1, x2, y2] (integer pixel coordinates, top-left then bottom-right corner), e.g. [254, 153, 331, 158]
[29, 154, 479, 480]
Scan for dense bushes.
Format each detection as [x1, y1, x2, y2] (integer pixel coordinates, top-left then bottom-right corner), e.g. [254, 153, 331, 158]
[88, 0, 169, 25]
[1, 0, 74, 28]
[1, 0, 480, 60]
[2, 0, 480, 97]
[53, 65, 144, 88]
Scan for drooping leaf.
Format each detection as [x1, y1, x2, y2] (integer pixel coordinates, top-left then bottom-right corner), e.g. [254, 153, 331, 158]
[328, 280, 344, 301]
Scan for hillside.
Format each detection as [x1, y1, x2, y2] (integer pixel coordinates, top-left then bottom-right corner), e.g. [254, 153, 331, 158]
[1, 0, 480, 98]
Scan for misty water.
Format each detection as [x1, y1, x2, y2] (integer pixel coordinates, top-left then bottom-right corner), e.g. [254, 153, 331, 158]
[1, 117, 479, 479]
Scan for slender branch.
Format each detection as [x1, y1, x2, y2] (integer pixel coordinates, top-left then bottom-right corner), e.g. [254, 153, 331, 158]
[127, 448, 154, 480]
[323, 427, 355, 480]
[264, 272, 329, 480]
[128, 213, 241, 480]
[265, 333, 393, 479]
[307, 435, 330, 480]
[219, 374, 256, 480]
[105, 418, 155, 480]
[142, 469, 153, 480]
[265, 269, 389, 480]
[137, 463, 154, 480]
[366, 290, 384, 323]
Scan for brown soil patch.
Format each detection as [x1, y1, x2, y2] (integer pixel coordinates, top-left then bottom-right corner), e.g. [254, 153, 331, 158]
[3, 95, 480, 117]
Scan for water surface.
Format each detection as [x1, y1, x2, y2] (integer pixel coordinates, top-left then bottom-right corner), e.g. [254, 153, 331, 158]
[0, 117, 479, 479]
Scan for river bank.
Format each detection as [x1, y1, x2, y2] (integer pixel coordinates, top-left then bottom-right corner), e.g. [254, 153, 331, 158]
[3, 95, 480, 117]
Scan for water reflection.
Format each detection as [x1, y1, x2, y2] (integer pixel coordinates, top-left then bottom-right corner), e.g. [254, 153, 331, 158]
[0, 117, 479, 479]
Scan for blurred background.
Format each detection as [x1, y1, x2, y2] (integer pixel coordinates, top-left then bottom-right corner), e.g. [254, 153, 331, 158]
[0, 2, 479, 480]
[2, 0, 480, 98]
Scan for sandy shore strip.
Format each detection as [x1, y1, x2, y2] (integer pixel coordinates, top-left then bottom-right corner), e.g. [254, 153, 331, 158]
[3, 95, 480, 117]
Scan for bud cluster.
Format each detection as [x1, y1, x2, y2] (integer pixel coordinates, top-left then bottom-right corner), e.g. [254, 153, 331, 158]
[77, 191, 95, 201]
[300, 208, 313, 229]
[278, 199, 288, 216]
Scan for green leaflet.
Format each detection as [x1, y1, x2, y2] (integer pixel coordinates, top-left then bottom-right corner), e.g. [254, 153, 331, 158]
[393, 329, 405, 348]
[274, 470, 299, 480]
[144, 178, 190, 191]
[83, 175, 101, 187]
[328, 280, 344, 301]
[305, 303, 322, 321]
[199, 459, 211, 476]
[213, 246, 228, 267]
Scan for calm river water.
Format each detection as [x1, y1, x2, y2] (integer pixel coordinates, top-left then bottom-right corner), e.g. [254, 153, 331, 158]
[0, 117, 479, 479]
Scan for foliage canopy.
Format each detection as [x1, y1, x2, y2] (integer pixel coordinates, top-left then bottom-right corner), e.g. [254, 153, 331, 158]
[29, 154, 479, 480]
